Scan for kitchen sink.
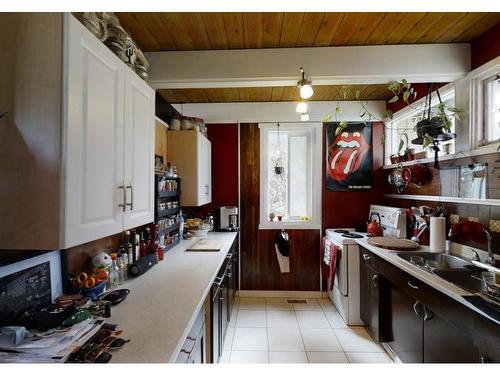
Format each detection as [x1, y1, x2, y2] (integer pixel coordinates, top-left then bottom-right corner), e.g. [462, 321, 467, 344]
[432, 268, 486, 293]
[397, 251, 474, 270]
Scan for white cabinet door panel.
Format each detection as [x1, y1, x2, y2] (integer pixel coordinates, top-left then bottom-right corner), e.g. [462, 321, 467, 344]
[123, 69, 155, 229]
[64, 17, 125, 248]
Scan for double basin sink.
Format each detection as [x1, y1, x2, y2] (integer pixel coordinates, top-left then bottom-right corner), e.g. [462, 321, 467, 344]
[397, 251, 487, 294]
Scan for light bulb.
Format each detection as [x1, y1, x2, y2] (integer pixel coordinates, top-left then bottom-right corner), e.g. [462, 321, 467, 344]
[300, 84, 313, 99]
[296, 101, 308, 113]
[301, 112, 310, 121]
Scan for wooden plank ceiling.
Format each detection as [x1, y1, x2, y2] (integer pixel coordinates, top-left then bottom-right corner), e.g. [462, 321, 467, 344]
[116, 12, 500, 52]
[158, 84, 393, 103]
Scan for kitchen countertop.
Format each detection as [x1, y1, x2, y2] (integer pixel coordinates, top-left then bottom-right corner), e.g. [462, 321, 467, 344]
[106, 232, 238, 363]
[356, 238, 500, 326]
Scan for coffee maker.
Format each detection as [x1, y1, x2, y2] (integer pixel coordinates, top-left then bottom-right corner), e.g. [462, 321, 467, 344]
[214, 206, 239, 232]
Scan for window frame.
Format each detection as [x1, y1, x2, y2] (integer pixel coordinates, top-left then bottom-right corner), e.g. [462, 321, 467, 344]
[469, 59, 500, 150]
[384, 87, 456, 165]
[258, 122, 322, 230]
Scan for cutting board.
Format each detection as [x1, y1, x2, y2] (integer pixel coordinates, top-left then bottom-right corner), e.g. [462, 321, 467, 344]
[367, 237, 419, 251]
[186, 240, 225, 252]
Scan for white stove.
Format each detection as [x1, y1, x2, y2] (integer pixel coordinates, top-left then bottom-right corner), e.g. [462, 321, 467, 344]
[324, 228, 365, 326]
[324, 205, 406, 326]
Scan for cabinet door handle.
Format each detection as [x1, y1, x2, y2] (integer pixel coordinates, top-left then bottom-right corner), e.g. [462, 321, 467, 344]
[408, 281, 419, 290]
[363, 254, 371, 261]
[413, 301, 423, 316]
[118, 183, 126, 212]
[126, 182, 133, 210]
[371, 274, 379, 288]
[423, 306, 433, 321]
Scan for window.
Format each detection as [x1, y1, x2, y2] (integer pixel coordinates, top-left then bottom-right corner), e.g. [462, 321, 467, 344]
[384, 89, 456, 165]
[259, 123, 322, 229]
[483, 74, 500, 145]
[470, 59, 500, 149]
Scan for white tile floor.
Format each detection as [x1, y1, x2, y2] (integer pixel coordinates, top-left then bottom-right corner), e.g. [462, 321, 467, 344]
[219, 297, 393, 364]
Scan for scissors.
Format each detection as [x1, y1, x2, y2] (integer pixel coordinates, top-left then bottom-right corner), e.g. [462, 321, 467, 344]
[76, 269, 108, 289]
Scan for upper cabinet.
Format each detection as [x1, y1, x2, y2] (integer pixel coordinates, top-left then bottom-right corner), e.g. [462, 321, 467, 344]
[64, 18, 155, 247]
[167, 131, 212, 207]
[0, 13, 155, 250]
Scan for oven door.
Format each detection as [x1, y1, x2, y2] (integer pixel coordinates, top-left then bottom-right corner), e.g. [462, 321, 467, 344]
[334, 243, 348, 296]
[326, 238, 348, 296]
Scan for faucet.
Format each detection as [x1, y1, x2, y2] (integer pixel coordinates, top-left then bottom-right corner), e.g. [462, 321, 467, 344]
[482, 227, 495, 265]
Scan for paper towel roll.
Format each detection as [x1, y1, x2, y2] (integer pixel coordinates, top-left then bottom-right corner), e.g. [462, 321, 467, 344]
[430, 217, 446, 251]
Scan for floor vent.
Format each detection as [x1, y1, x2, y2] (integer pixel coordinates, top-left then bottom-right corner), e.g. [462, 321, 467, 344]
[286, 299, 307, 304]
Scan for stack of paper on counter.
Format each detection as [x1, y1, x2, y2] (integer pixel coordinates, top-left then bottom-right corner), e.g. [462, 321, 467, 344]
[0, 319, 103, 363]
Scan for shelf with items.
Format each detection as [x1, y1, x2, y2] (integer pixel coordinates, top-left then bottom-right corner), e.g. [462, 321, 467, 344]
[157, 222, 180, 238]
[157, 207, 181, 218]
[155, 173, 182, 252]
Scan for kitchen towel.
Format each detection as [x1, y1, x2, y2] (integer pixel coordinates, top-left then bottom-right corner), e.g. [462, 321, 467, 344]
[275, 231, 291, 273]
[430, 216, 446, 251]
[328, 244, 339, 291]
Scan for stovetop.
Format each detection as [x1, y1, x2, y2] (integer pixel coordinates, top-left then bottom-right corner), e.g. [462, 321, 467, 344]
[325, 228, 367, 245]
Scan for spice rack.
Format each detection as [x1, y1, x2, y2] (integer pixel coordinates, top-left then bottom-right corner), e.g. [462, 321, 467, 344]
[155, 175, 181, 252]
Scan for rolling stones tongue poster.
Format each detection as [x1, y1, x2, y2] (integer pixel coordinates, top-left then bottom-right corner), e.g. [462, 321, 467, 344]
[325, 122, 373, 191]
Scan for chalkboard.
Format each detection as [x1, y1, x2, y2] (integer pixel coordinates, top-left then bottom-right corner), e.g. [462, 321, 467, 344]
[0, 261, 52, 324]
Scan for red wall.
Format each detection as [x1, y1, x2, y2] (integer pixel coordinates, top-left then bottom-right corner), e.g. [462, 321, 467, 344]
[185, 123, 239, 218]
[471, 22, 500, 70]
[322, 122, 385, 230]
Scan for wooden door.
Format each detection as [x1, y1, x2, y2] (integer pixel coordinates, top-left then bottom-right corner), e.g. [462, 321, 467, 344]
[387, 284, 423, 363]
[63, 14, 125, 248]
[423, 305, 479, 363]
[123, 68, 155, 229]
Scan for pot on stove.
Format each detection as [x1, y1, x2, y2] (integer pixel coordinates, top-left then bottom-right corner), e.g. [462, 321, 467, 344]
[367, 213, 384, 237]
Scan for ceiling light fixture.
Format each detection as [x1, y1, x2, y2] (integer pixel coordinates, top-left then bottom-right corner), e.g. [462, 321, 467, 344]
[296, 101, 308, 114]
[297, 67, 313, 99]
[301, 112, 310, 121]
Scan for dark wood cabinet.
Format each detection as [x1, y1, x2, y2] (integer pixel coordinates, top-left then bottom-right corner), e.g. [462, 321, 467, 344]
[387, 284, 423, 363]
[360, 245, 499, 363]
[423, 305, 478, 363]
[211, 237, 238, 363]
[359, 247, 388, 342]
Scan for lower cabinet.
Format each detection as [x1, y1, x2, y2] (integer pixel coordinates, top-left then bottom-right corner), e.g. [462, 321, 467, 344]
[360, 246, 499, 363]
[359, 248, 389, 342]
[387, 284, 423, 363]
[176, 308, 205, 363]
[211, 238, 238, 363]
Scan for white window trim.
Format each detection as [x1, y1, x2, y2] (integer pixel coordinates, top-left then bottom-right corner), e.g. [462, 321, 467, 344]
[384, 85, 456, 165]
[469, 57, 500, 150]
[258, 122, 322, 230]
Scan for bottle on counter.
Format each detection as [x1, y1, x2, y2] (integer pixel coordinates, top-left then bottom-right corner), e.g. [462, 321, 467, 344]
[118, 253, 128, 283]
[139, 232, 147, 258]
[123, 230, 133, 266]
[130, 229, 139, 263]
[179, 209, 185, 239]
[109, 254, 120, 289]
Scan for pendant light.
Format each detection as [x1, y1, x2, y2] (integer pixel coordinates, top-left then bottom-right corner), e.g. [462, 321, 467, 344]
[297, 67, 313, 99]
[296, 101, 308, 114]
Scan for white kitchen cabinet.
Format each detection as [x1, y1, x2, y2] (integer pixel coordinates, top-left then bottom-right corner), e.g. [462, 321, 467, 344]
[167, 131, 212, 207]
[0, 13, 155, 250]
[64, 15, 155, 247]
[123, 68, 155, 229]
[64, 14, 126, 247]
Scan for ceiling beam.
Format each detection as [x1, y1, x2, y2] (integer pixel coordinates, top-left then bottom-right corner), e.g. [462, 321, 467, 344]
[173, 101, 386, 124]
[146, 43, 470, 89]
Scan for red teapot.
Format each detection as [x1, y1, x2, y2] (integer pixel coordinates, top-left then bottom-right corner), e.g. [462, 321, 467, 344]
[367, 213, 384, 237]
